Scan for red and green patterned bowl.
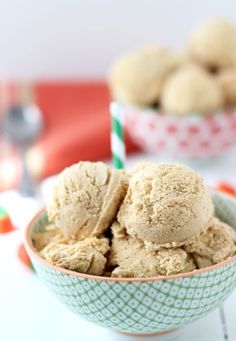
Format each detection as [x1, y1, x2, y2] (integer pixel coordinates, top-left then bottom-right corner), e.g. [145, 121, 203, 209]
[25, 192, 236, 337]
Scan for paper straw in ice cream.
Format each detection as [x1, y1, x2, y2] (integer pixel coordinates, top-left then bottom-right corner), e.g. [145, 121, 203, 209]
[110, 102, 126, 169]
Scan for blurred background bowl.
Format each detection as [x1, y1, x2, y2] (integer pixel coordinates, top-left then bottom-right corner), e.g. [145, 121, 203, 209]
[25, 191, 236, 337]
[123, 104, 236, 160]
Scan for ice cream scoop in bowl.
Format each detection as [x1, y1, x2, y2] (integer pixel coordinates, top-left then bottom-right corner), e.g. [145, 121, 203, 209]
[25, 190, 236, 338]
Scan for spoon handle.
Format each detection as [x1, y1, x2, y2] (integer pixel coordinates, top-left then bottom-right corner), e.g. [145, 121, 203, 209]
[17, 83, 35, 105]
[19, 144, 36, 197]
[0, 82, 35, 108]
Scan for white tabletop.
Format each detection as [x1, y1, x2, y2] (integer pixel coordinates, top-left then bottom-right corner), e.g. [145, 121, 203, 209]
[1, 151, 236, 341]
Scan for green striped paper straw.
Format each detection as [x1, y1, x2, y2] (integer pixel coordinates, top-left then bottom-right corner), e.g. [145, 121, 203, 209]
[110, 102, 126, 169]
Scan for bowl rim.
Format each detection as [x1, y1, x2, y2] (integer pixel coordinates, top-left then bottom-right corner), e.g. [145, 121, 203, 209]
[24, 192, 236, 283]
[117, 101, 236, 120]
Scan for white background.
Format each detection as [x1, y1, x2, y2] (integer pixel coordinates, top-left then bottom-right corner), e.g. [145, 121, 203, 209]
[0, 0, 236, 79]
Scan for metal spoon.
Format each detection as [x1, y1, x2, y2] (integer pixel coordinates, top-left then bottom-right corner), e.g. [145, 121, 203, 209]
[2, 84, 43, 196]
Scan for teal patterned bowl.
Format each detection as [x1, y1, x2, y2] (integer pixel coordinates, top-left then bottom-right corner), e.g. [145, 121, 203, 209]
[25, 192, 236, 337]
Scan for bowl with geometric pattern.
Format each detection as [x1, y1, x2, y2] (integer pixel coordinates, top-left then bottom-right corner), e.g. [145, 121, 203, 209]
[24, 191, 236, 338]
[124, 104, 236, 160]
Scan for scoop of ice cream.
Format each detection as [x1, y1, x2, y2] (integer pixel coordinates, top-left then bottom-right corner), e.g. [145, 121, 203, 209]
[184, 217, 236, 268]
[161, 64, 223, 115]
[109, 222, 195, 278]
[217, 68, 236, 106]
[118, 163, 214, 244]
[41, 237, 110, 275]
[187, 18, 236, 69]
[47, 162, 128, 239]
[108, 46, 182, 107]
[32, 224, 67, 251]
